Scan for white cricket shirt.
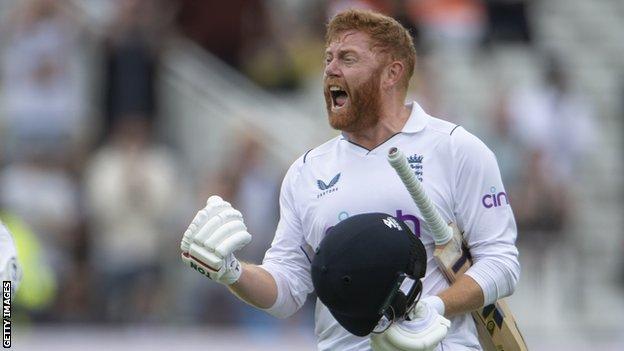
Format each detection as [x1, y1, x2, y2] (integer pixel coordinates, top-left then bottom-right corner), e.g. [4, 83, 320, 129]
[260, 102, 520, 351]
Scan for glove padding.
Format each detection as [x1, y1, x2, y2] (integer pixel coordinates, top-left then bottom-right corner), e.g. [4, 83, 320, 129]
[371, 298, 451, 351]
[180, 196, 251, 285]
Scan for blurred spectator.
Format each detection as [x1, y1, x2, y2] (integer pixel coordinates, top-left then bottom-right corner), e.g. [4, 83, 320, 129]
[196, 131, 282, 327]
[227, 133, 280, 265]
[0, 0, 93, 323]
[509, 149, 569, 282]
[0, 0, 85, 161]
[484, 0, 532, 45]
[175, 0, 314, 92]
[0, 147, 82, 323]
[0, 151, 80, 282]
[511, 149, 569, 238]
[490, 57, 591, 283]
[405, 0, 486, 52]
[102, 0, 168, 140]
[408, 57, 460, 123]
[240, 5, 302, 92]
[84, 116, 179, 323]
[483, 91, 523, 186]
[174, 0, 266, 70]
[506, 56, 596, 181]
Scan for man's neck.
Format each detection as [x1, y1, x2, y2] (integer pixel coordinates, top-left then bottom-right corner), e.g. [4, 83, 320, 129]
[344, 102, 412, 150]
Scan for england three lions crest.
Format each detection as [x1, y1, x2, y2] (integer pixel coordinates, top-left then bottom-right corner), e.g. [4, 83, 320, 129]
[408, 154, 423, 181]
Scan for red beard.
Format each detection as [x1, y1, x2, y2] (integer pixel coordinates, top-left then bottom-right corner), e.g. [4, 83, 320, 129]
[325, 68, 383, 133]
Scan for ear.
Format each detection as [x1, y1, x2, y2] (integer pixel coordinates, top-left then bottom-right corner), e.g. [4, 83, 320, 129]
[382, 61, 405, 89]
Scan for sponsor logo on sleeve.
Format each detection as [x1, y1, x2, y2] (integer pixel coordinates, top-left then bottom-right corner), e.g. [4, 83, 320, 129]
[481, 186, 509, 208]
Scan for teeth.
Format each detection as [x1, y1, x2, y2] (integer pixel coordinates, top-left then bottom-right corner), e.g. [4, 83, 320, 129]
[329, 86, 342, 91]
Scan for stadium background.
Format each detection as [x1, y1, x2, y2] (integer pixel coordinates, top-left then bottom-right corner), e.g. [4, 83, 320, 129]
[0, 0, 622, 349]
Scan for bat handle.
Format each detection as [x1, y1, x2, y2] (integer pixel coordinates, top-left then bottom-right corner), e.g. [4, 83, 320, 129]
[388, 147, 453, 245]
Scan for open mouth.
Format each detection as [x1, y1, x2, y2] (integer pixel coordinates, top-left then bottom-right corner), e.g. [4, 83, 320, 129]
[329, 86, 349, 109]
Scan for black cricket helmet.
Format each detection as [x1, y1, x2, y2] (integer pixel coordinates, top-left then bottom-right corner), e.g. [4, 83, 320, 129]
[311, 212, 427, 337]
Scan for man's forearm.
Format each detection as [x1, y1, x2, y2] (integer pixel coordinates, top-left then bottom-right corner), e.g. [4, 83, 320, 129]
[228, 263, 278, 309]
[437, 274, 484, 317]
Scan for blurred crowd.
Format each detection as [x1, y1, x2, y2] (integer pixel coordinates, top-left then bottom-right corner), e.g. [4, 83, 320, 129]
[0, 0, 299, 331]
[0, 0, 605, 335]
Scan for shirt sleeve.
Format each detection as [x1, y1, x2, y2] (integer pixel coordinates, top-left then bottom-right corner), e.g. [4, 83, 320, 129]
[450, 128, 521, 306]
[259, 158, 314, 319]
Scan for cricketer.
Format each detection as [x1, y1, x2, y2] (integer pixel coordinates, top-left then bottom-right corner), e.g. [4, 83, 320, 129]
[181, 9, 520, 351]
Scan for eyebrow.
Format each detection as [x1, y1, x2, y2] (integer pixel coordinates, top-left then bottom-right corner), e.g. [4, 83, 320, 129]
[325, 47, 360, 57]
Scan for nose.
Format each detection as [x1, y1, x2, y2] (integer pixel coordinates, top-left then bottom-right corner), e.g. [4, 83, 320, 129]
[324, 58, 340, 78]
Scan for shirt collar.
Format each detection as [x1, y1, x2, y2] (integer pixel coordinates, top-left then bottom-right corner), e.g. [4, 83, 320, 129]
[339, 101, 428, 139]
[401, 101, 428, 134]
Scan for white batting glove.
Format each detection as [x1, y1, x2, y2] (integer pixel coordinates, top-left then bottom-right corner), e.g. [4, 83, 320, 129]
[180, 196, 251, 285]
[371, 297, 451, 351]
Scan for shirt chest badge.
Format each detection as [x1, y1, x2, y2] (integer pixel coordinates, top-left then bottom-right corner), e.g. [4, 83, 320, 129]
[316, 173, 341, 199]
[408, 154, 424, 181]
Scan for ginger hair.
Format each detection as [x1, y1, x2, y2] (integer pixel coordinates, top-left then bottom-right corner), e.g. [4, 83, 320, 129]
[326, 9, 417, 89]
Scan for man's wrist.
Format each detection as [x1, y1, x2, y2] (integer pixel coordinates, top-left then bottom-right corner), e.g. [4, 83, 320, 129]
[220, 256, 243, 285]
[422, 295, 445, 316]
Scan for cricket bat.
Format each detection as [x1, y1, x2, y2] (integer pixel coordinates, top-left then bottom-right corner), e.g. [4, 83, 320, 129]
[388, 147, 528, 351]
